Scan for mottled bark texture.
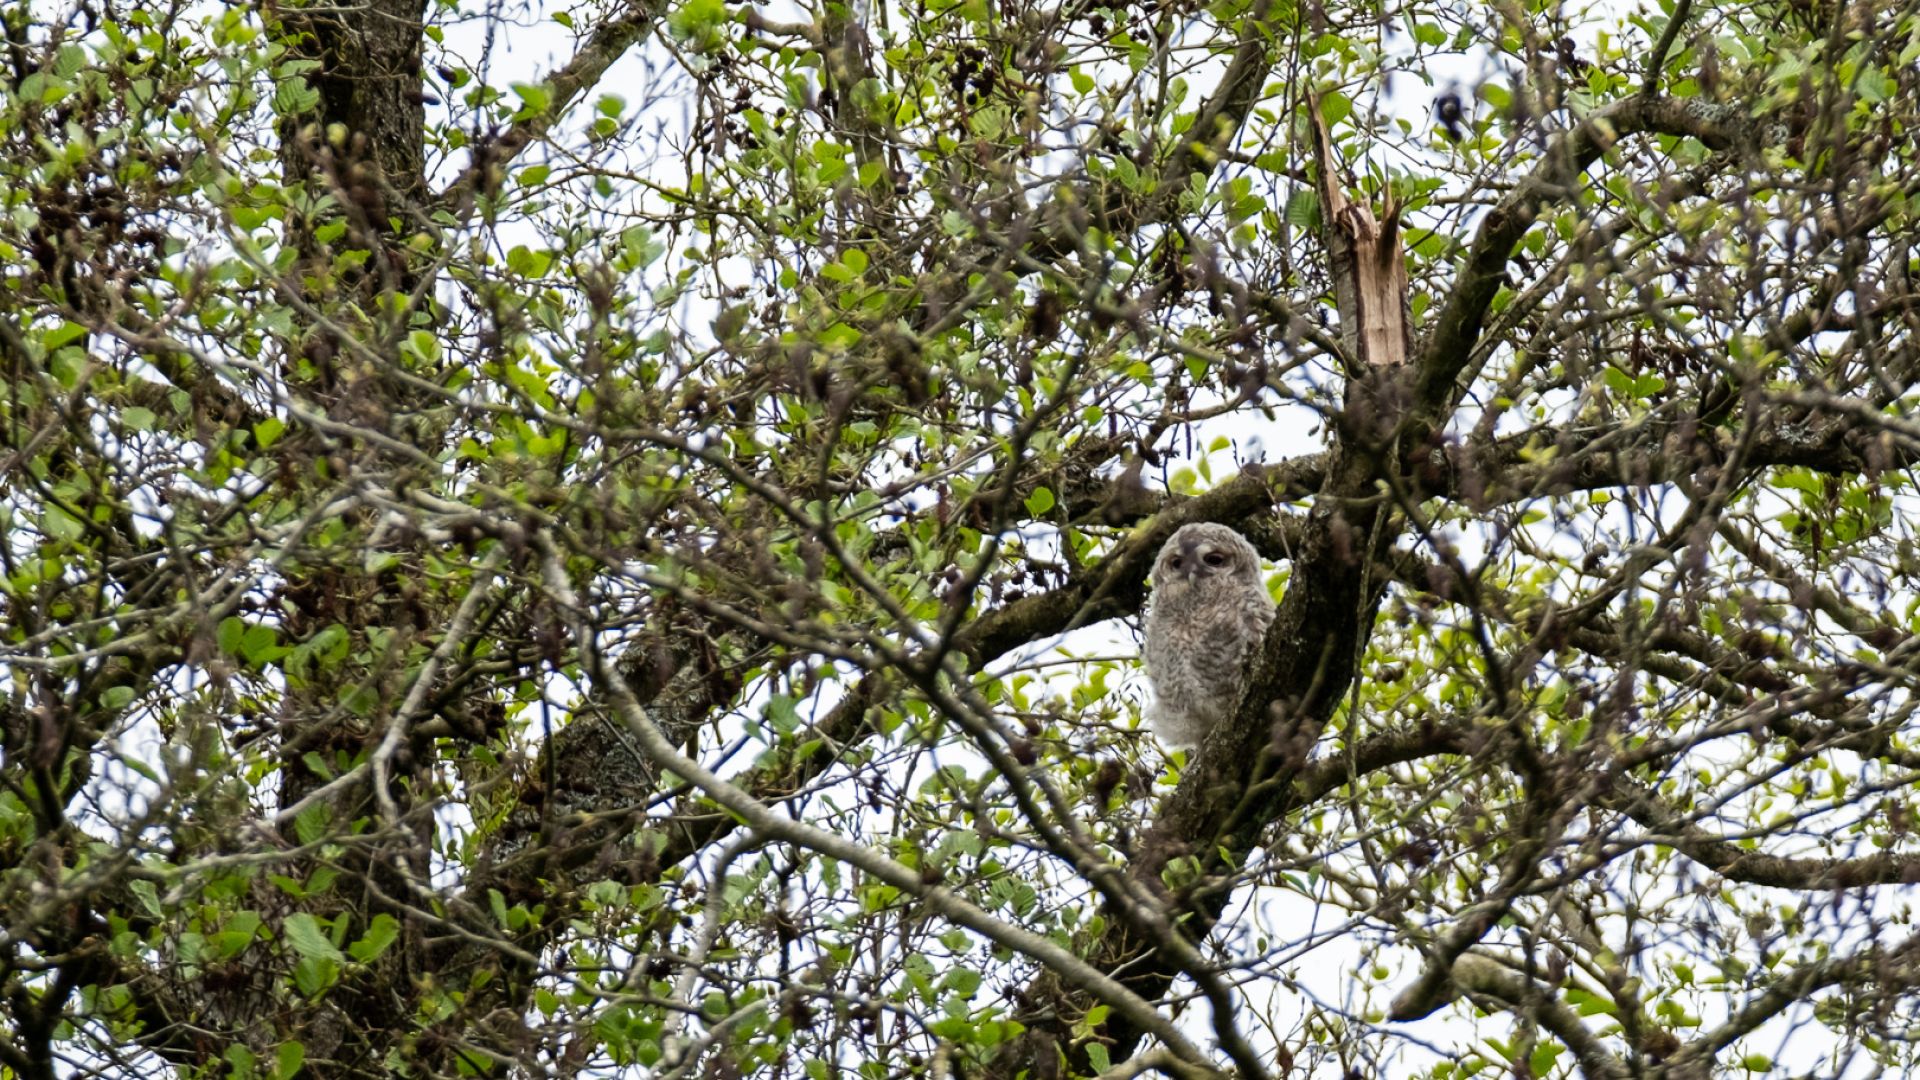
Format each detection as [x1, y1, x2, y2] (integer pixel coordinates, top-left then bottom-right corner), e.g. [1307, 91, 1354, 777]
[276, 0, 428, 212]
[259, 4, 439, 1074]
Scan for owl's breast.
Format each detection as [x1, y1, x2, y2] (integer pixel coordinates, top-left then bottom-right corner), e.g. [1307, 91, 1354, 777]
[1151, 602, 1258, 665]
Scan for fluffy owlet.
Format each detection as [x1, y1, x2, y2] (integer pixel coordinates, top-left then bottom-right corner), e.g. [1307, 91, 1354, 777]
[1141, 522, 1276, 747]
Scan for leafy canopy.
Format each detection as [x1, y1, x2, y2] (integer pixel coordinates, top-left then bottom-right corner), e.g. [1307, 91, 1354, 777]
[0, 0, 1917, 1076]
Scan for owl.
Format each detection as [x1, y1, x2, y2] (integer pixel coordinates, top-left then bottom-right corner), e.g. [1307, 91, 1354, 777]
[1141, 522, 1276, 747]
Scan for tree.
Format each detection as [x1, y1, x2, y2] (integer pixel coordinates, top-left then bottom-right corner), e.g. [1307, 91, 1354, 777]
[1, 0, 1917, 1073]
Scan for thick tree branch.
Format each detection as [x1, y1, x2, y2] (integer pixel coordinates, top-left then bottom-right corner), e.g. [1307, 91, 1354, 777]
[1393, 953, 1630, 1080]
[1413, 97, 1787, 417]
[1024, 0, 1282, 266]
[437, 2, 665, 214]
[1608, 781, 1920, 889]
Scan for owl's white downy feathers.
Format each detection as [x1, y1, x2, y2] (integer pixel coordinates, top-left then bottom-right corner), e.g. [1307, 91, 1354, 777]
[1141, 522, 1276, 747]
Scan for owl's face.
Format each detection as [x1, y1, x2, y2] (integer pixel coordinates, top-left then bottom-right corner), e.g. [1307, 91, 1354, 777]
[1151, 523, 1258, 597]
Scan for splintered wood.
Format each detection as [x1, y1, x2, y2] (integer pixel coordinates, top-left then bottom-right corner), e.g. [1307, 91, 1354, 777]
[1312, 101, 1411, 371]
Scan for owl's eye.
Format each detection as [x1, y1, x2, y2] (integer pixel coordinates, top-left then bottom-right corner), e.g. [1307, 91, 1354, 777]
[1203, 551, 1227, 567]
[1168, 556, 1184, 569]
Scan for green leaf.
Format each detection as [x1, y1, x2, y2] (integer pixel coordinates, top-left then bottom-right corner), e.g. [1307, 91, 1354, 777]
[218, 617, 247, 656]
[55, 44, 86, 78]
[1320, 91, 1352, 126]
[1024, 487, 1056, 515]
[274, 1041, 305, 1080]
[1563, 986, 1618, 1016]
[283, 913, 344, 962]
[293, 802, 333, 846]
[1285, 189, 1319, 228]
[819, 323, 862, 350]
[668, 0, 727, 43]
[43, 322, 87, 349]
[713, 303, 751, 342]
[510, 82, 552, 116]
[348, 914, 401, 962]
[292, 956, 340, 998]
[273, 76, 320, 115]
[1856, 65, 1894, 103]
[41, 507, 84, 542]
[506, 245, 553, 277]
[405, 330, 440, 366]
[211, 911, 263, 960]
[241, 623, 278, 663]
